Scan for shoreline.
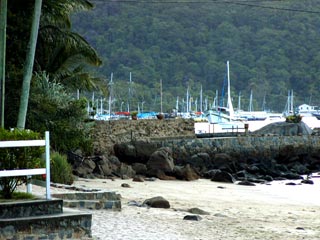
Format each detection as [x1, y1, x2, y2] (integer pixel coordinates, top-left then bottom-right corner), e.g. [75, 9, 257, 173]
[21, 176, 320, 240]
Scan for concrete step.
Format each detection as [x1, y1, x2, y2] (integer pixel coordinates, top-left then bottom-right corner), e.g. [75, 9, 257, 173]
[52, 191, 122, 210]
[0, 199, 63, 218]
[0, 208, 92, 239]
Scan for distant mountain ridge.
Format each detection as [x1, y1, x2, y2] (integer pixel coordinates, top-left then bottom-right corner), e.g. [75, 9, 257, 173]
[71, 0, 320, 112]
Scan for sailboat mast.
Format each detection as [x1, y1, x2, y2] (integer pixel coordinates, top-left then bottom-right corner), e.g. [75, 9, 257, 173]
[108, 72, 113, 118]
[160, 78, 163, 113]
[186, 86, 189, 112]
[227, 61, 234, 119]
[238, 91, 241, 111]
[249, 90, 253, 112]
[200, 85, 203, 112]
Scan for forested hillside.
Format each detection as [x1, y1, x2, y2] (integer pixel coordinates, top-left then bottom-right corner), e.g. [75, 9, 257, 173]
[72, 0, 320, 113]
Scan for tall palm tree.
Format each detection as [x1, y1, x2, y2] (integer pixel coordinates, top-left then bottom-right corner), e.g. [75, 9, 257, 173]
[8, 0, 104, 129]
[36, 0, 103, 91]
[17, 0, 43, 129]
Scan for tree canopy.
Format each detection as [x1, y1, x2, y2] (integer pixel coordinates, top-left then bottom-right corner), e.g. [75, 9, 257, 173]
[71, 0, 320, 112]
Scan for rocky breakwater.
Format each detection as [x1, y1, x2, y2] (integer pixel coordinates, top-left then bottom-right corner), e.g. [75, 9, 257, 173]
[73, 121, 320, 185]
[92, 118, 195, 155]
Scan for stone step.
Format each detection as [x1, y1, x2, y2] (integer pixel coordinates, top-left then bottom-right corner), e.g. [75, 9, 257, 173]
[0, 199, 63, 219]
[0, 208, 92, 239]
[52, 191, 120, 201]
[63, 199, 121, 210]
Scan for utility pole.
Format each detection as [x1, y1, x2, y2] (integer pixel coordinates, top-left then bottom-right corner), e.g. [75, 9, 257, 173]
[0, 0, 7, 128]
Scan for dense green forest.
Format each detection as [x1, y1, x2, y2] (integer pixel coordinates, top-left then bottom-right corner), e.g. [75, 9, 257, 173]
[71, 0, 320, 113]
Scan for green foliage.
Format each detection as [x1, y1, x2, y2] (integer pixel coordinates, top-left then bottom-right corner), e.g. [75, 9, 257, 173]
[0, 191, 36, 201]
[71, 0, 320, 112]
[27, 73, 94, 154]
[286, 115, 302, 123]
[0, 129, 44, 199]
[131, 111, 138, 116]
[5, 1, 102, 152]
[50, 152, 73, 185]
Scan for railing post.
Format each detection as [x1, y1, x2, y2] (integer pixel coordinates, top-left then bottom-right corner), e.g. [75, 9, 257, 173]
[27, 176, 32, 193]
[45, 131, 51, 199]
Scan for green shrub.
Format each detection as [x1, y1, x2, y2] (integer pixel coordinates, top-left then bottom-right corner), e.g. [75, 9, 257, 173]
[50, 152, 74, 185]
[0, 129, 44, 199]
[0, 191, 36, 201]
[286, 114, 302, 123]
[27, 75, 95, 155]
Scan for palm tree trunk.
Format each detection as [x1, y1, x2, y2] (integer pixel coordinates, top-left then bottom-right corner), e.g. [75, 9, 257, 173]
[0, 0, 7, 128]
[17, 0, 42, 129]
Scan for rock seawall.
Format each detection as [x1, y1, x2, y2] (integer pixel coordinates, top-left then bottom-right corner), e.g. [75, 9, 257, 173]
[93, 119, 195, 155]
[84, 120, 320, 183]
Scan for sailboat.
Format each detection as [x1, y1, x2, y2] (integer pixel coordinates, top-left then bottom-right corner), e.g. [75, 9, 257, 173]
[235, 90, 269, 121]
[205, 61, 245, 132]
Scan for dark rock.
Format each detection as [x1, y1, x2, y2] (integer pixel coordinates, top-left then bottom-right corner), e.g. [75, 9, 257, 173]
[143, 196, 170, 208]
[173, 164, 200, 181]
[237, 180, 256, 186]
[209, 169, 235, 183]
[121, 183, 131, 188]
[147, 147, 175, 174]
[114, 163, 136, 179]
[94, 157, 112, 176]
[296, 227, 305, 230]
[82, 158, 96, 171]
[285, 182, 297, 185]
[212, 153, 235, 172]
[108, 155, 121, 166]
[187, 208, 210, 215]
[73, 158, 96, 177]
[132, 163, 148, 175]
[114, 143, 137, 163]
[281, 172, 303, 180]
[132, 176, 145, 182]
[134, 141, 159, 164]
[301, 179, 314, 184]
[187, 153, 212, 172]
[183, 215, 202, 221]
[246, 164, 260, 174]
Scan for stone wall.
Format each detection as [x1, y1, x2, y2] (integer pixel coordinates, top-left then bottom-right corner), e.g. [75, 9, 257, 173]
[150, 135, 320, 164]
[93, 118, 195, 155]
[92, 119, 320, 164]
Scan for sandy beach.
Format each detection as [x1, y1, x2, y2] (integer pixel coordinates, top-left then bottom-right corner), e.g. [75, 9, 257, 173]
[27, 175, 320, 240]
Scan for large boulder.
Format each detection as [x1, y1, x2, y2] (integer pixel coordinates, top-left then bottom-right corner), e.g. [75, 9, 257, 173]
[73, 158, 96, 178]
[206, 169, 235, 183]
[173, 164, 200, 181]
[212, 153, 236, 172]
[143, 196, 170, 208]
[113, 143, 137, 164]
[187, 153, 212, 174]
[114, 141, 159, 164]
[146, 147, 175, 174]
[254, 122, 312, 136]
[114, 163, 136, 179]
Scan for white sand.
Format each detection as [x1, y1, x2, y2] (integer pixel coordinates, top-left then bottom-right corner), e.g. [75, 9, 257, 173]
[87, 178, 320, 240]
[25, 176, 320, 240]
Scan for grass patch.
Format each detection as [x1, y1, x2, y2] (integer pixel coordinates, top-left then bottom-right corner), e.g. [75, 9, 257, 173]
[0, 191, 37, 202]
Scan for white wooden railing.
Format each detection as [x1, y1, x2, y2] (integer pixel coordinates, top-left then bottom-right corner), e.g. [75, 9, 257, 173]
[0, 131, 51, 199]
